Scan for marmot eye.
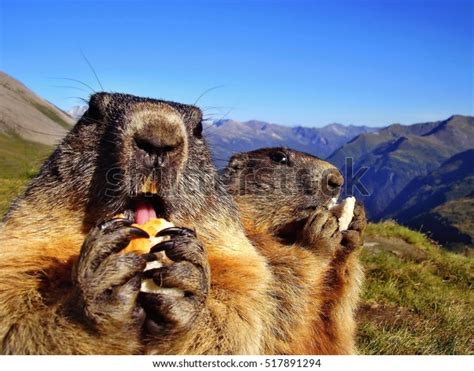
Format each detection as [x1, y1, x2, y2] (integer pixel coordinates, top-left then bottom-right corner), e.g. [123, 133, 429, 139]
[270, 151, 289, 165]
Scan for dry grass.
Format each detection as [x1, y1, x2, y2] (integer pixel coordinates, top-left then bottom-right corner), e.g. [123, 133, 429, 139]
[358, 221, 473, 354]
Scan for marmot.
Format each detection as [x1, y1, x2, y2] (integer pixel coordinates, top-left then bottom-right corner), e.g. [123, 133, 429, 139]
[223, 147, 366, 354]
[0, 93, 274, 354]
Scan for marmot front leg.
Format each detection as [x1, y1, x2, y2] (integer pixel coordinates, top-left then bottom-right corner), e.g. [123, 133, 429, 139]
[319, 202, 366, 354]
[300, 203, 366, 274]
[141, 226, 271, 355]
[1, 218, 148, 354]
[71, 218, 148, 330]
[139, 227, 210, 342]
[329, 201, 366, 281]
[296, 203, 366, 354]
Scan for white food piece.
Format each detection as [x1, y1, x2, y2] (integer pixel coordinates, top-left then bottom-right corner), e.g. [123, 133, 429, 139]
[338, 196, 356, 231]
[140, 257, 171, 294]
[140, 280, 185, 297]
[141, 257, 185, 295]
[330, 196, 356, 231]
[144, 259, 163, 271]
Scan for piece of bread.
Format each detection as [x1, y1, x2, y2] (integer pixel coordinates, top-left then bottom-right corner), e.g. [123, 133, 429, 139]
[329, 196, 356, 231]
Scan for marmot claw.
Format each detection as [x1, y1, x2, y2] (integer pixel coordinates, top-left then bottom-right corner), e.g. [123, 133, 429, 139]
[155, 226, 197, 238]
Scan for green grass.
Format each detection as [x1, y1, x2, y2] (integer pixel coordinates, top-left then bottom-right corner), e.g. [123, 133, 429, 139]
[358, 221, 473, 354]
[0, 132, 52, 215]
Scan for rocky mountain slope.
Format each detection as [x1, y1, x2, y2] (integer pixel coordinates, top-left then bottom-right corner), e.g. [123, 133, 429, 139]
[0, 71, 74, 146]
[328, 115, 474, 219]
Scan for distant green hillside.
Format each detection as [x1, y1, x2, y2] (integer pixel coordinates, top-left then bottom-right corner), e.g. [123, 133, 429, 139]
[383, 149, 474, 251]
[0, 71, 73, 145]
[385, 149, 474, 220]
[408, 198, 474, 253]
[0, 132, 52, 215]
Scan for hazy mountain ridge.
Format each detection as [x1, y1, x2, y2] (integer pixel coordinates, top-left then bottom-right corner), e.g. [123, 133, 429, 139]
[205, 118, 377, 167]
[385, 149, 474, 221]
[67, 105, 88, 120]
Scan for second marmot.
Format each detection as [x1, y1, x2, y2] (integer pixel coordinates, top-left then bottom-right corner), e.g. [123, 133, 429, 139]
[223, 147, 366, 354]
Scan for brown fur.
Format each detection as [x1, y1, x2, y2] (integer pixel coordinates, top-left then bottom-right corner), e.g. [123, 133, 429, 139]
[223, 147, 366, 354]
[0, 93, 274, 354]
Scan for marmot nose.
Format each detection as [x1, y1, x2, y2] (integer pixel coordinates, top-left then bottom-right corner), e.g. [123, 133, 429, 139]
[134, 131, 182, 159]
[326, 171, 344, 195]
[131, 108, 187, 166]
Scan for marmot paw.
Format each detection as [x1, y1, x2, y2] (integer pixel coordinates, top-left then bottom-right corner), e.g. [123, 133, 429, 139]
[138, 226, 210, 336]
[72, 218, 148, 329]
[301, 208, 343, 256]
[348, 201, 367, 233]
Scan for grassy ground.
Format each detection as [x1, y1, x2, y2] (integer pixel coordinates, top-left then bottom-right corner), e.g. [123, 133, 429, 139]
[0, 139, 472, 354]
[358, 221, 473, 354]
[0, 132, 52, 215]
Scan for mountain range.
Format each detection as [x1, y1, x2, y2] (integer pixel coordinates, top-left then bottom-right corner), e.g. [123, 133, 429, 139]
[328, 116, 474, 250]
[204, 119, 377, 167]
[328, 116, 474, 217]
[0, 71, 472, 250]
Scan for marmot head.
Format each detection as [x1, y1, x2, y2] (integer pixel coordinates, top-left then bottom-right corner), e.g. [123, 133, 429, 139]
[8, 93, 227, 230]
[223, 147, 343, 241]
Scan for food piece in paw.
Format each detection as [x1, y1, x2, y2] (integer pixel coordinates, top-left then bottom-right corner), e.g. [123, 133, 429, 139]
[330, 196, 356, 231]
[123, 218, 174, 254]
[113, 215, 183, 295]
[140, 280, 185, 297]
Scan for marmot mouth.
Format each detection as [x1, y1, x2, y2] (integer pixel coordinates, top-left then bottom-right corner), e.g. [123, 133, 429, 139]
[123, 193, 168, 224]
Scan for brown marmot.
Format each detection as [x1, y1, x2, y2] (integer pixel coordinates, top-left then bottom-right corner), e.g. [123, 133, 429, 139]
[0, 93, 274, 354]
[223, 147, 366, 354]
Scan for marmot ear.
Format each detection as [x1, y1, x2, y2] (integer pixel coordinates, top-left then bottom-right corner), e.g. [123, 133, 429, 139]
[86, 92, 112, 120]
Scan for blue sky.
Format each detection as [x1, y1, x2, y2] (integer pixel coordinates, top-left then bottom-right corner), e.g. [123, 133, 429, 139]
[1, 0, 472, 126]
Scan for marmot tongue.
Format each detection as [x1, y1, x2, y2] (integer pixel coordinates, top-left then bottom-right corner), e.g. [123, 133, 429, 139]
[135, 201, 157, 224]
